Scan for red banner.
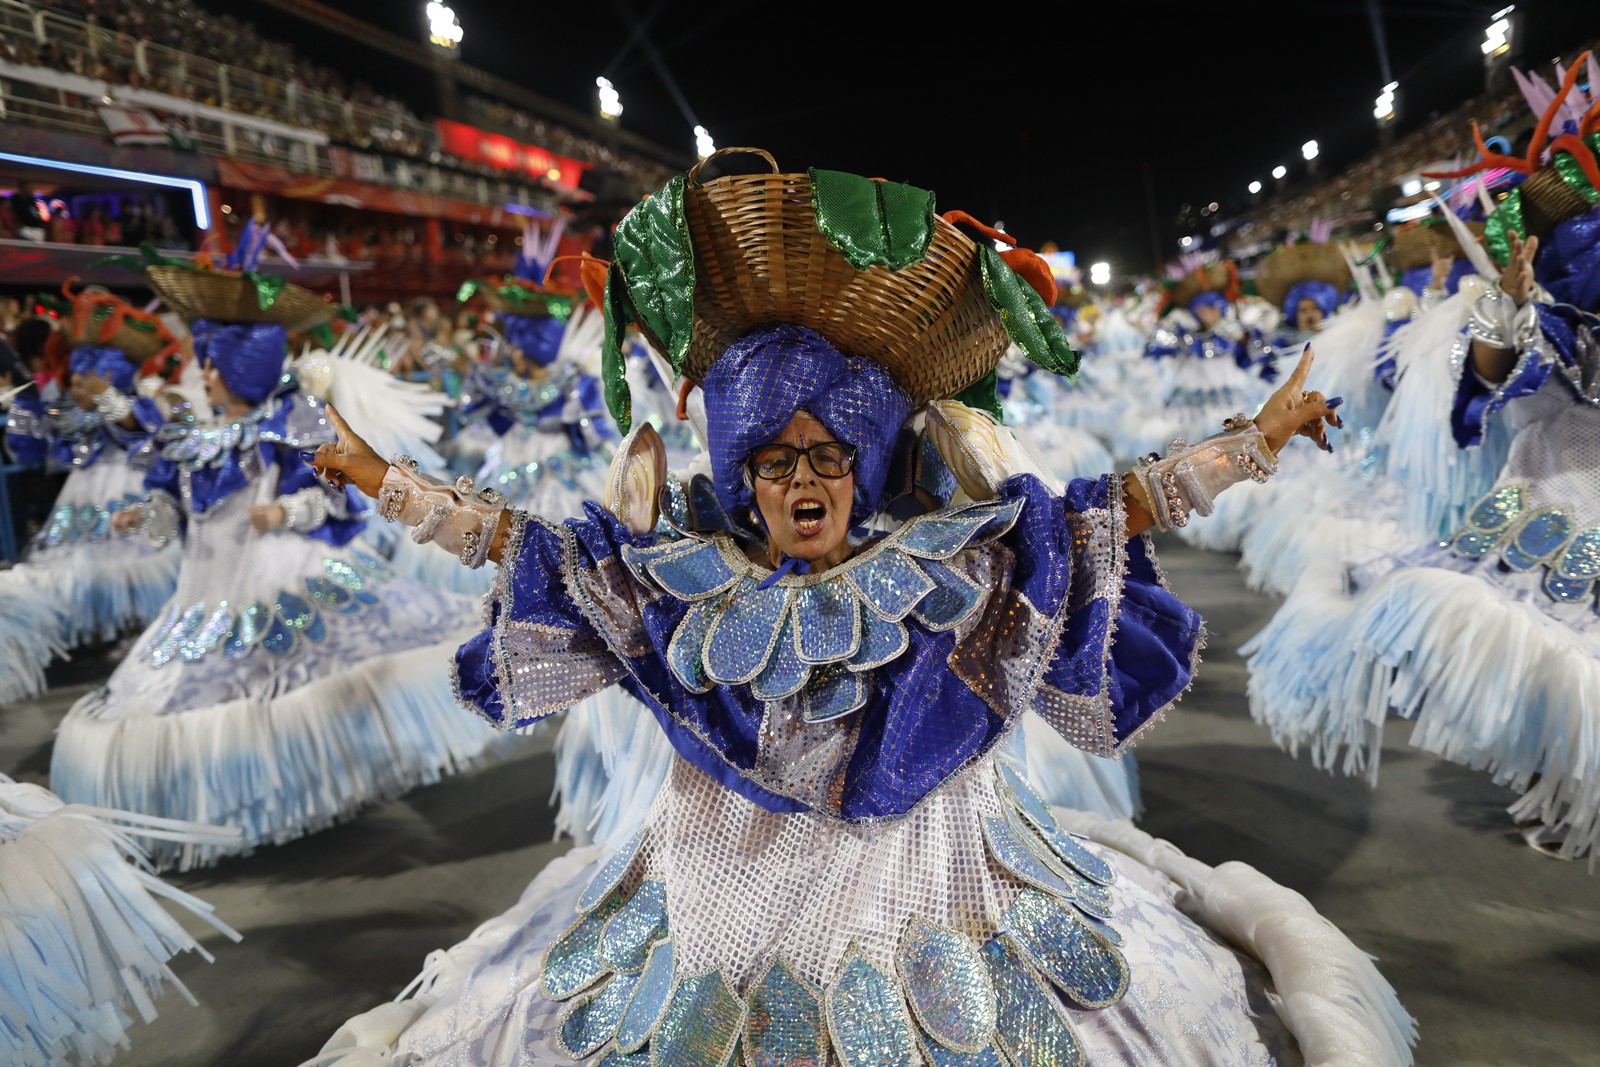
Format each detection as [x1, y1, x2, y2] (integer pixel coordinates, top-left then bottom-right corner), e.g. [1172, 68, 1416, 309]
[214, 158, 536, 227]
[433, 119, 588, 190]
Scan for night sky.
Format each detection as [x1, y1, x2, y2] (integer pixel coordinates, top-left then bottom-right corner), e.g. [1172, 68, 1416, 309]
[232, 0, 1594, 273]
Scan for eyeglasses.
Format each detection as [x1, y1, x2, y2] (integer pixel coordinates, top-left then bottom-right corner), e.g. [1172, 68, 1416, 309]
[746, 440, 858, 481]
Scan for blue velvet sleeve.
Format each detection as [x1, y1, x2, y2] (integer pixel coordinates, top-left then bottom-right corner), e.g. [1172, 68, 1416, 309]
[1021, 474, 1204, 754]
[272, 446, 368, 546]
[1450, 304, 1584, 449]
[3, 390, 48, 465]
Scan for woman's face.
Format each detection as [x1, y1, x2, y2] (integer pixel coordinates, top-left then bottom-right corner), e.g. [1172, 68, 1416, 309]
[1295, 298, 1325, 332]
[750, 412, 856, 570]
[201, 360, 233, 410]
[1195, 302, 1223, 329]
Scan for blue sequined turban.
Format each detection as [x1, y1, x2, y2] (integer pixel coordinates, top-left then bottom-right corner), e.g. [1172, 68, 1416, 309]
[68, 345, 139, 393]
[699, 324, 914, 526]
[1282, 280, 1340, 320]
[502, 313, 566, 367]
[191, 319, 288, 405]
[1189, 290, 1232, 318]
[1535, 206, 1600, 312]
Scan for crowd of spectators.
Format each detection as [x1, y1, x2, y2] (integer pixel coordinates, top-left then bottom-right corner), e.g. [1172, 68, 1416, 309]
[9, 0, 670, 198]
[0, 184, 188, 247]
[1227, 36, 1600, 247]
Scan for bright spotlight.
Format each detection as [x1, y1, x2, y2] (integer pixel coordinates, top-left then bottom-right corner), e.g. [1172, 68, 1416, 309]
[597, 77, 623, 122]
[1248, 180, 1262, 195]
[426, 2, 463, 49]
[1089, 262, 1111, 286]
[1302, 140, 1319, 161]
[693, 125, 715, 160]
[1272, 165, 1287, 180]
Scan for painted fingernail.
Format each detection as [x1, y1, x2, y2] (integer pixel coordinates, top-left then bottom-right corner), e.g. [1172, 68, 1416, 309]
[299, 451, 317, 461]
[1327, 396, 1344, 408]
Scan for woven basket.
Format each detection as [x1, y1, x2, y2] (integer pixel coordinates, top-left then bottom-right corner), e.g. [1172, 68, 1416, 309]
[1519, 166, 1595, 239]
[1390, 221, 1485, 271]
[145, 266, 333, 333]
[1164, 263, 1236, 314]
[474, 280, 578, 315]
[668, 148, 1009, 404]
[75, 320, 171, 361]
[1253, 243, 1352, 310]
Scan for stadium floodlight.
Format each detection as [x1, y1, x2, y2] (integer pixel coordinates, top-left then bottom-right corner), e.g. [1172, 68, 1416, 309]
[1248, 180, 1262, 195]
[1482, 7, 1513, 57]
[1089, 262, 1111, 286]
[1179, 235, 1195, 249]
[694, 125, 715, 160]
[597, 77, 623, 122]
[426, 3, 463, 50]
[1401, 177, 1423, 198]
[1302, 140, 1319, 162]
[1272, 165, 1288, 180]
[1375, 81, 1398, 123]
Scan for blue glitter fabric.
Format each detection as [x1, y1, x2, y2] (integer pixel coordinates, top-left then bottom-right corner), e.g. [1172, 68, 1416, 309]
[142, 390, 365, 544]
[1187, 290, 1231, 318]
[502, 313, 567, 367]
[454, 472, 1201, 821]
[699, 324, 914, 526]
[5, 367, 162, 470]
[1453, 304, 1598, 449]
[1282, 280, 1340, 320]
[68, 345, 140, 393]
[190, 319, 288, 405]
[1534, 207, 1600, 312]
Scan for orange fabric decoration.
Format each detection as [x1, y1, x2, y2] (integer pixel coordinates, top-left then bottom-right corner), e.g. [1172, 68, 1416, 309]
[1425, 50, 1597, 181]
[676, 379, 697, 422]
[941, 210, 1057, 304]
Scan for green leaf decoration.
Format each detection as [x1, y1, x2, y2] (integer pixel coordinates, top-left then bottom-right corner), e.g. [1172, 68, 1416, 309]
[612, 175, 695, 372]
[456, 279, 574, 320]
[1484, 188, 1523, 266]
[978, 247, 1079, 379]
[601, 261, 634, 434]
[809, 169, 935, 271]
[1551, 151, 1600, 205]
[952, 370, 1003, 422]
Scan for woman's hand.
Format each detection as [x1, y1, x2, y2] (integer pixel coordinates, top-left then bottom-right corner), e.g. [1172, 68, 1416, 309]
[1429, 249, 1453, 291]
[249, 503, 286, 531]
[308, 405, 389, 498]
[1252, 345, 1343, 455]
[70, 371, 110, 410]
[1498, 229, 1539, 307]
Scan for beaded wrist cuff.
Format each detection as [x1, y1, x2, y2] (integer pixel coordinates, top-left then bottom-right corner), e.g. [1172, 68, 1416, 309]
[1131, 417, 1278, 533]
[378, 455, 507, 569]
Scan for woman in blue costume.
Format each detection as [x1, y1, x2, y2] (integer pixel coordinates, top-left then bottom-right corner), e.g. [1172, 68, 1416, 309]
[1247, 68, 1600, 863]
[1115, 264, 1276, 478]
[0, 293, 183, 701]
[49, 269, 498, 871]
[305, 153, 1412, 1067]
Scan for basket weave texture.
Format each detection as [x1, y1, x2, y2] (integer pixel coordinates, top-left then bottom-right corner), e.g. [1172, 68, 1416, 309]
[1518, 167, 1595, 238]
[1165, 263, 1236, 314]
[1390, 221, 1485, 270]
[1253, 244, 1352, 309]
[672, 156, 1009, 405]
[145, 266, 333, 333]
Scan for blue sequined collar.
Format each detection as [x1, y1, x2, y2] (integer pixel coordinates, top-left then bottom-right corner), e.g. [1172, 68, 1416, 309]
[621, 496, 1025, 721]
[155, 392, 326, 470]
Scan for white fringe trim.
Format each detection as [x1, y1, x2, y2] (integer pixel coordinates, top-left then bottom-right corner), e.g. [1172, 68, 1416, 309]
[550, 687, 674, 849]
[1056, 809, 1418, 1067]
[0, 570, 68, 703]
[0, 777, 241, 1067]
[50, 636, 501, 871]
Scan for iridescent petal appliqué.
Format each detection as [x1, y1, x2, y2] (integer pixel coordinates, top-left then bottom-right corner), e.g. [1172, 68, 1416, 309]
[845, 550, 936, 621]
[980, 936, 1086, 1067]
[579, 826, 648, 914]
[896, 917, 997, 1054]
[793, 582, 862, 665]
[653, 970, 745, 1067]
[1003, 889, 1128, 1010]
[558, 971, 639, 1058]
[824, 947, 920, 1067]
[704, 584, 792, 684]
[751, 614, 812, 701]
[744, 957, 827, 1067]
[1546, 528, 1600, 602]
[995, 762, 1116, 886]
[615, 938, 674, 1053]
[1501, 508, 1573, 571]
[542, 890, 629, 1001]
[599, 879, 670, 973]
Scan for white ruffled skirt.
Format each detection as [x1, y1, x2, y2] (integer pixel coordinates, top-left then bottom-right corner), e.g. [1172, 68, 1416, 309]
[0, 775, 239, 1067]
[304, 754, 1414, 1067]
[51, 496, 501, 871]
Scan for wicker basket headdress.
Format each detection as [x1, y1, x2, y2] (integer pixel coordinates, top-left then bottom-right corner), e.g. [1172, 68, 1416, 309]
[1252, 242, 1352, 311]
[592, 148, 1078, 432]
[1161, 262, 1240, 317]
[143, 264, 333, 333]
[1389, 218, 1487, 271]
[59, 278, 178, 365]
[1424, 51, 1600, 264]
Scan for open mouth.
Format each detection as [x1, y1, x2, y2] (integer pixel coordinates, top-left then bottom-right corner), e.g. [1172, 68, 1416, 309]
[791, 501, 827, 536]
